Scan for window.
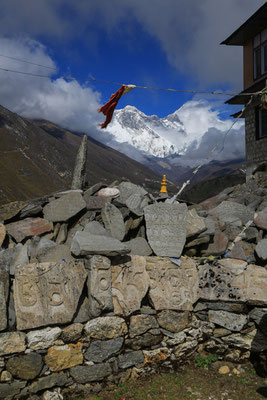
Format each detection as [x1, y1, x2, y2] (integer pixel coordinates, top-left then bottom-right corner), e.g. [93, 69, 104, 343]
[254, 28, 267, 79]
[256, 107, 267, 139]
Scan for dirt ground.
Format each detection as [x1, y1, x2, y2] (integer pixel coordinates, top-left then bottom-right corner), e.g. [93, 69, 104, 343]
[81, 361, 267, 400]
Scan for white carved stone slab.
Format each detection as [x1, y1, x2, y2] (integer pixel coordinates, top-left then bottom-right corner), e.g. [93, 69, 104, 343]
[14, 261, 87, 330]
[146, 256, 199, 311]
[144, 203, 187, 257]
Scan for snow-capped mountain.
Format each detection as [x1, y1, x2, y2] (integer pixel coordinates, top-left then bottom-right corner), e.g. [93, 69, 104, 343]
[106, 105, 187, 158]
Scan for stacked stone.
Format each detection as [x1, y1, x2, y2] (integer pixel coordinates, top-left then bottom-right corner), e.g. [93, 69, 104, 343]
[0, 173, 266, 398]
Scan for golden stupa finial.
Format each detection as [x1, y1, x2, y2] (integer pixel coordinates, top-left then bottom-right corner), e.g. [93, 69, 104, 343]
[159, 174, 168, 195]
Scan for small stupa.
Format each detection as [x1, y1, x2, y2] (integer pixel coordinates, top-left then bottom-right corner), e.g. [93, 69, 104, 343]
[159, 174, 168, 196]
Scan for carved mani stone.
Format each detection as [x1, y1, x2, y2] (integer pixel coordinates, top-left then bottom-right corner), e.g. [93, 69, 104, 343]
[87, 256, 113, 318]
[14, 261, 87, 330]
[112, 255, 149, 315]
[144, 203, 188, 257]
[146, 256, 199, 311]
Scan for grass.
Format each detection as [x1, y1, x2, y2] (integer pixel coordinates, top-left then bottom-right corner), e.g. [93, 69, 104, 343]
[79, 361, 267, 400]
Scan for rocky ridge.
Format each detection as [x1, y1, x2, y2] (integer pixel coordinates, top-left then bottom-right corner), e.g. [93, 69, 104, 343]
[0, 171, 266, 398]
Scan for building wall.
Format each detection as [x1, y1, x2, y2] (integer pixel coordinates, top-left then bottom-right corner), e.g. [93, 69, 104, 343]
[243, 39, 254, 89]
[245, 105, 267, 178]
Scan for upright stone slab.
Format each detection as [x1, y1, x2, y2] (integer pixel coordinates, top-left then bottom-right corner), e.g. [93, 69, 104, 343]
[144, 203, 187, 257]
[117, 182, 147, 205]
[71, 134, 88, 190]
[14, 261, 87, 330]
[126, 193, 149, 216]
[146, 256, 199, 310]
[112, 255, 149, 315]
[101, 203, 125, 241]
[87, 256, 113, 318]
[245, 264, 267, 305]
[210, 201, 254, 225]
[43, 192, 86, 222]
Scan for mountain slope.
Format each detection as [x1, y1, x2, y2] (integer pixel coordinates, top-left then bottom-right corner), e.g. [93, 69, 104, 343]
[0, 105, 165, 205]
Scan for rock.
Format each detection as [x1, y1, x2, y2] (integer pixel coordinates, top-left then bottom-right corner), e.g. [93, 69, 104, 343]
[143, 348, 169, 364]
[19, 202, 43, 219]
[28, 372, 69, 393]
[14, 260, 87, 330]
[246, 264, 267, 305]
[84, 182, 106, 197]
[126, 193, 149, 216]
[221, 328, 267, 352]
[27, 327, 62, 350]
[87, 256, 113, 318]
[0, 224, 6, 247]
[173, 339, 198, 359]
[0, 332, 26, 356]
[37, 244, 73, 263]
[83, 195, 109, 210]
[203, 230, 228, 256]
[254, 209, 267, 230]
[0, 282, 7, 331]
[84, 316, 127, 340]
[56, 223, 68, 244]
[0, 371, 12, 382]
[157, 310, 190, 333]
[208, 310, 248, 331]
[0, 381, 26, 400]
[199, 216, 216, 237]
[71, 134, 88, 190]
[249, 308, 267, 331]
[255, 239, 267, 261]
[112, 256, 149, 315]
[185, 235, 210, 248]
[73, 296, 90, 323]
[146, 256, 199, 310]
[144, 203, 187, 257]
[84, 337, 123, 362]
[9, 243, 29, 274]
[166, 332, 186, 346]
[124, 238, 152, 256]
[61, 323, 83, 343]
[118, 351, 144, 369]
[186, 208, 206, 238]
[71, 232, 130, 257]
[83, 221, 110, 236]
[70, 364, 111, 383]
[43, 389, 63, 400]
[97, 187, 120, 198]
[116, 182, 147, 205]
[45, 343, 83, 371]
[29, 237, 56, 259]
[0, 200, 29, 221]
[43, 192, 86, 222]
[129, 315, 158, 338]
[6, 218, 53, 242]
[218, 365, 230, 375]
[6, 353, 43, 379]
[125, 332, 162, 350]
[101, 203, 125, 241]
[210, 201, 254, 225]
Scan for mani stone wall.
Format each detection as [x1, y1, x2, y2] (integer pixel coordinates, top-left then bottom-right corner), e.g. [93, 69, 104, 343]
[245, 104, 267, 178]
[0, 256, 267, 399]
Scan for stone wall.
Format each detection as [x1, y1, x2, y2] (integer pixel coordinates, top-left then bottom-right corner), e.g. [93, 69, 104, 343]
[0, 178, 267, 399]
[245, 103, 267, 178]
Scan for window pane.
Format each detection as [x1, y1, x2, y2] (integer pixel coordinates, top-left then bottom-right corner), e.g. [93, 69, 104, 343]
[254, 33, 261, 48]
[254, 47, 261, 78]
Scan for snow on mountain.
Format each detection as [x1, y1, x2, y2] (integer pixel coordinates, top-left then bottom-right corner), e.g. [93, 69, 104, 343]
[106, 105, 187, 158]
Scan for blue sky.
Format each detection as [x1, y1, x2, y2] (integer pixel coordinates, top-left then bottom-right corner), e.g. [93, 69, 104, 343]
[0, 0, 265, 127]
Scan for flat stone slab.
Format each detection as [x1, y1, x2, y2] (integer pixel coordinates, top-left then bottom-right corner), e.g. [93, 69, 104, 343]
[71, 232, 130, 256]
[14, 261, 87, 330]
[84, 316, 127, 340]
[43, 192, 86, 222]
[83, 195, 109, 210]
[186, 208, 206, 238]
[117, 182, 147, 205]
[126, 193, 149, 216]
[70, 363, 111, 383]
[254, 208, 267, 230]
[208, 310, 248, 331]
[84, 337, 123, 362]
[144, 203, 188, 257]
[0, 332, 26, 356]
[112, 255, 149, 315]
[6, 218, 53, 242]
[44, 343, 83, 371]
[146, 256, 199, 310]
[210, 201, 254, 225]
[101, 203, 125, 240]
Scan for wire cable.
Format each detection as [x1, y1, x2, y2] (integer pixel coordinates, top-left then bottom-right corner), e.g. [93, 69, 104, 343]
[0, 54, 57, 70]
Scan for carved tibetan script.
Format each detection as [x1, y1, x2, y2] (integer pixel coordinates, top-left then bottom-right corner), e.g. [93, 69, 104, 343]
[14, 261, 87, 330]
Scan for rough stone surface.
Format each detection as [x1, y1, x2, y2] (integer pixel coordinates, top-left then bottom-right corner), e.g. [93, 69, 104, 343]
[116, 182, 147, 205]
[255, 239, 267, 261]
[101, 203, 125, 240]
[124, 237, 152, 256]
[0, 381, 26, 400]
[221, 328, 267, 352]
[83, 195, 109, 210]
[28, 372, 69, 393]
[249, 308, 267, 331]
[71, 232, 130, 256]
[87, 256, 113, 318]
[146, 256, 199, 310]
[112, 255, 149, 315]
[246, 264, 267, 305]
[84, 316, 127, 340]
[0, 332, 26, 356]
[83, 221, 110, 236]
[61, 323, 83, 343]
[254, 209, 267, 230]
[0, 283, 7, 331]
[125, 332, 162, 350]
[129, 315, 158, 338]
[6, 353, 43, 379]
[71, 134, 87, 190]
[43, 192, 86, 222]
[143, 347, 169, 364]
[14, 261, 87, 330]
[37, 244, 73, 263]
[6, 218, 53, 242]
[0, 224, 6, 247]
[45, 343, 83, 371]
[27, 327, 62, 350]
[125, 193, 149, 216]
[118, 350, 144, 369]
[203, 231, 228, 256]
[84, 337, 123, 362]
[70, 364, 111, 383]
[186, 208, 206, 238]
[210, 201, 254, 225]
[157, 310, 190, 333]
[208, 310, 248, 331]
[144, 203, 187, 257]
